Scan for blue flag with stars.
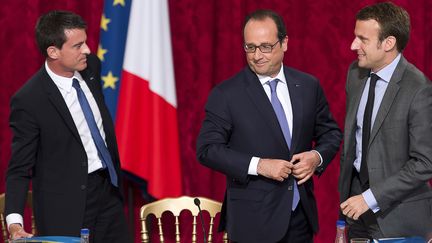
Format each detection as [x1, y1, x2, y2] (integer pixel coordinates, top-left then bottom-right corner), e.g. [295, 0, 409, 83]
[98, 0, 132, 119]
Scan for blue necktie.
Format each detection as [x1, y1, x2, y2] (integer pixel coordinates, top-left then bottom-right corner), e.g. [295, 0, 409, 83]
[72, 78, 118, 187]
[269, 79, 299, 210]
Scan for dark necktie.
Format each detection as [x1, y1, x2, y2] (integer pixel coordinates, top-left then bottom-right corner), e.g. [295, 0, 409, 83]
[359, 73, 380, 190]
[72, 78, 118, 187]
[268, 79, 299, 210]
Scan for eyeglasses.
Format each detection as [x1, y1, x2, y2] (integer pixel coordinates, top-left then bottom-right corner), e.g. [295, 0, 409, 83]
[244, 40, 280, 53]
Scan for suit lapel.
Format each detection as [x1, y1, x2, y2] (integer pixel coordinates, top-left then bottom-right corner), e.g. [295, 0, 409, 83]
[40, 68, 82, 143]
[369, 57, 406, 145]
[244, 68, 290, 152]
[284, 68, 302, 153]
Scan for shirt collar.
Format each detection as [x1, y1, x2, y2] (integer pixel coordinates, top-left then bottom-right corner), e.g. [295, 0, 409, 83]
[45, 61, 84, 93]
[373, 53, 401, 83]
[256, 64, 287, 86]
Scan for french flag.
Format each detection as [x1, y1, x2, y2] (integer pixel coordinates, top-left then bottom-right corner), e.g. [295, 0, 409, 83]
[99, 0, 182, 199]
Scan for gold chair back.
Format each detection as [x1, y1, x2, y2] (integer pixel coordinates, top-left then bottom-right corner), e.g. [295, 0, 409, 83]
[0, 191, 35, 242]
[140, 196, 228, 243]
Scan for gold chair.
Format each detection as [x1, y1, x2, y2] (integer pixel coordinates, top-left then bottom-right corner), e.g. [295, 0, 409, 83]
[0, 191, 36, 242]
[140, 196, 228, 243]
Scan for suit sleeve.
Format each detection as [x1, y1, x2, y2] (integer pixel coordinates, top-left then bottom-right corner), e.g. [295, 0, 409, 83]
[5, 96, 37, 216]
[312, 82, 342, 174]
[371, 84, 432, 211]
[196, 87, 252, 183]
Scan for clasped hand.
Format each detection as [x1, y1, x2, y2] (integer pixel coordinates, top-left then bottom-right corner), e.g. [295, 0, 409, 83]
[257, 151, 320, 184]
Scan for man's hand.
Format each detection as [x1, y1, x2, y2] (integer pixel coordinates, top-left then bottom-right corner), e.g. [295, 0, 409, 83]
[257, 158, 293, 182]
[340, 194, 369, 220]
[9, 223, 33, 240]
[291, 151, 320, 184]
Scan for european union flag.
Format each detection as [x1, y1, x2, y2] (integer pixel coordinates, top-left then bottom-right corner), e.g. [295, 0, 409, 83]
[98, 0, 132, 119]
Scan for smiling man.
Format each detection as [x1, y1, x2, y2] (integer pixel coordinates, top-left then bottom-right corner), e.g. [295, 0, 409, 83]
[5, 10, 132, 243]
[339, 2, 432, 240]
[197, 9, 341, 243]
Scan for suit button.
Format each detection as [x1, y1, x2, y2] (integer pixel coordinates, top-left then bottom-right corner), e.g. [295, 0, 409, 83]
[81, 185, 86, 190]
[288, 186, 293, 190]
[82, 162, 86, 166]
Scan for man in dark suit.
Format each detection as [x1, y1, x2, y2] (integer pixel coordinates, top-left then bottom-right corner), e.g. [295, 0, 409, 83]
[5, 10, 132, 243]
[339, 2, 432, 240]
[196, 9, 342, 243]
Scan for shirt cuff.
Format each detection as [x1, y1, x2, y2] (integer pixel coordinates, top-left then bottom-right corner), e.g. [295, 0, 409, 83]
[362, 189, 381, 213]
[6, 213, 23, 230]
[248, 156, 260, 175]
[311, 150, 323, 167]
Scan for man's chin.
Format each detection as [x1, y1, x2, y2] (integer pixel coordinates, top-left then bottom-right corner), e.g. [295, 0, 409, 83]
[357, 60, 369, 69]
[77, 63, 88, 71]
[251, 67, 269, 76]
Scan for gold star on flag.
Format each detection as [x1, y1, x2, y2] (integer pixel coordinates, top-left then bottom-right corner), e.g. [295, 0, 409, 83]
[113, 0, 125, 6]
[97, 44, 108, 62]
[100, 14, 111, 31]
[102, 71, 119, 89]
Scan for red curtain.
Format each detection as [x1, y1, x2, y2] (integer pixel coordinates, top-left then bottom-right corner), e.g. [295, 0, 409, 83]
[0, 0, 431, 242]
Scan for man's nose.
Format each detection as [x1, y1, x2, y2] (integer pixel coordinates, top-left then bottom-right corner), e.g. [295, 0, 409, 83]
[82, 43, 91, 54]
[350, 38, 360, 51]
[253, 48, 264, 59]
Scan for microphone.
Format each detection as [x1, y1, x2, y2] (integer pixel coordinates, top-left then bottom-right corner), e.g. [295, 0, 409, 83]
[194, 198, 207, 243]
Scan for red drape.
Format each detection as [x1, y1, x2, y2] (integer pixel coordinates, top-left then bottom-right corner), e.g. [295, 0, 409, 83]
[0, 0, 431, 242]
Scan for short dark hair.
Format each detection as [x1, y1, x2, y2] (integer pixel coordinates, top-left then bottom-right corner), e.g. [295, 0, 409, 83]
[356, 2, 410, 52]
[35, 10, 87, 57]
[243, 9, 287, 42]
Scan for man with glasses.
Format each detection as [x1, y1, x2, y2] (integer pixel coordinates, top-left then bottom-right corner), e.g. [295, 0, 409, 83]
[197, 9, 341, 243]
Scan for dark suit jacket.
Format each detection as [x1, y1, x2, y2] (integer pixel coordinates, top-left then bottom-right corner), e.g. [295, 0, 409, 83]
[5, 54, 122, 236]
[197, 66, 342, 243]
[339, 56, 432, 237]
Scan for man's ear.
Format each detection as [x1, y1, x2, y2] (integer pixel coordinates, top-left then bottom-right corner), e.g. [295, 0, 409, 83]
[282, 35, 289, 52]
[384, 36, 397, 52]
[46, 46, 59, 59]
